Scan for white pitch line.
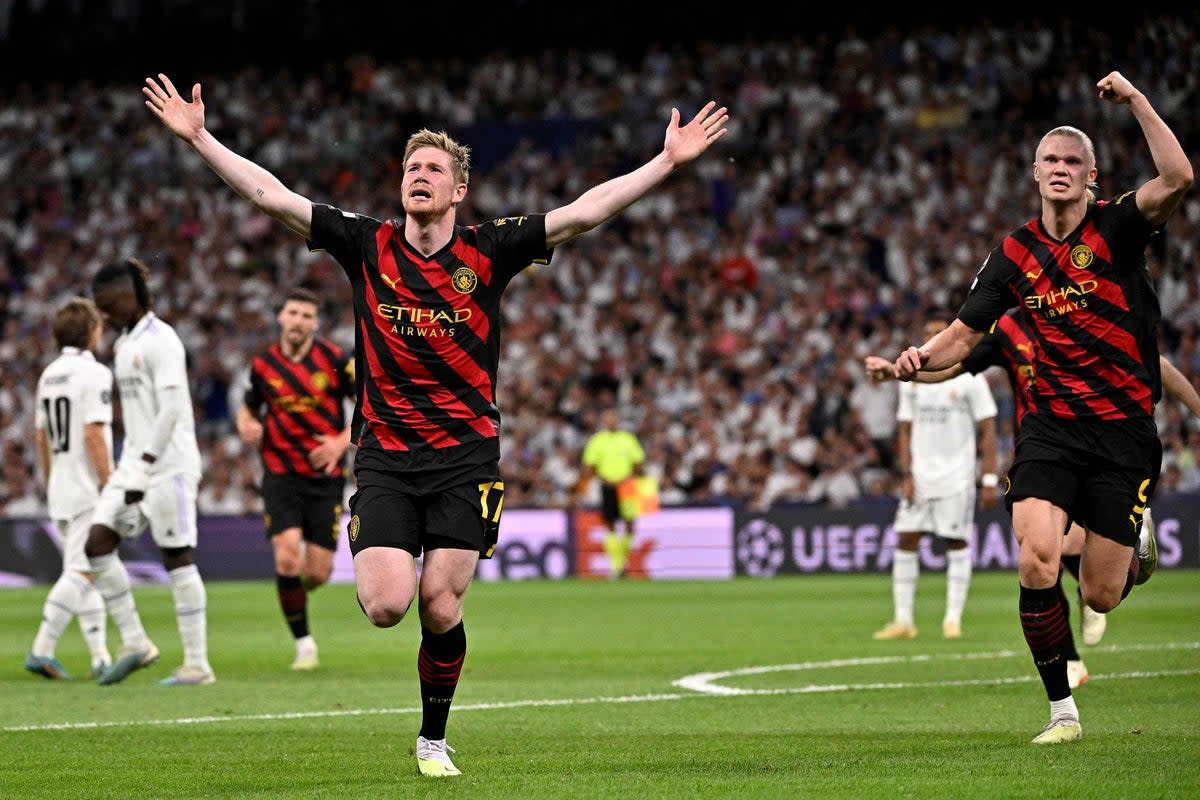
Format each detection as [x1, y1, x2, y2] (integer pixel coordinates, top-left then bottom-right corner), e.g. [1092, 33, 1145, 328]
[5, 642, 1198, 733]
[673, 640, 1200, 695]
[0, 693, 692, 733]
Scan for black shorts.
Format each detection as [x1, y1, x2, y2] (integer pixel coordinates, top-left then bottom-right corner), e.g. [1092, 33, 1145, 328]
[1005, 414, 1159, 547]
[347, 468, 504, 559]
[600, 483, 622, 525]
[261, 472, 344, 552]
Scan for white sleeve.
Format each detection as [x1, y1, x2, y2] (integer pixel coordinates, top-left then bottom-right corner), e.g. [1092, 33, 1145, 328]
[82, 364, 114, 425]
[150, 330, 190, 392]
[896, 383, 915, 422]
[142, 332, 190, 458]
[969, 374, 998, 421]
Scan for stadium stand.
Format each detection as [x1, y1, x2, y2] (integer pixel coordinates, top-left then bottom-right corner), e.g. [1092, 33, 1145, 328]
[1, 10, 1198, 517]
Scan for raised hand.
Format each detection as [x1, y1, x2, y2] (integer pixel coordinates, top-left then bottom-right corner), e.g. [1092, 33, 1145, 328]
[143, 73, 206, 142]
[1096, 71, 1138, 105]
[663, 101, 729, 167]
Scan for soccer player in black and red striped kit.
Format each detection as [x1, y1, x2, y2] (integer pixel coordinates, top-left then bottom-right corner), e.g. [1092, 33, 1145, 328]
[145, 72, 728, 776]
[893, 71, 1193, 744]
[237, 286, 354, 671]
[867, 309, 1200, 690]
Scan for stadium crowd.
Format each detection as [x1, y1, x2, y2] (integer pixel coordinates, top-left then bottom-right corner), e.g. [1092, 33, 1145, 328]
[2, 14, 1199, 517]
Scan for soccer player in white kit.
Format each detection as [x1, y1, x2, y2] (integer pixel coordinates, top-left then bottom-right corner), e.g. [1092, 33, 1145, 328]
[87, 258, 215, 686]
[874, 308, 999, 641]
[24, 298, 114, 680]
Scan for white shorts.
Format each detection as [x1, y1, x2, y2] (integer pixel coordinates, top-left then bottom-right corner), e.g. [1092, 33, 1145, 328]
[892, 485, 977, 541]
[55, 510, 94, 574]
[93, 473, 200, 549]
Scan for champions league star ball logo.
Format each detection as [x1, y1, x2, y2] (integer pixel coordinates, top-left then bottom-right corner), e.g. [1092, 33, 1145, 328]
[736, 518, 785, 577]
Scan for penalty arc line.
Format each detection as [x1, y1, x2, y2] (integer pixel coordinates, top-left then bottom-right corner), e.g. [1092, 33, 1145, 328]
[4, 643, 1198, 733]
[673, 640, 1200, 695]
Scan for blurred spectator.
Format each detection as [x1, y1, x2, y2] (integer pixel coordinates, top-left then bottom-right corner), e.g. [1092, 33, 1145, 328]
[1, 14, 1199, 515]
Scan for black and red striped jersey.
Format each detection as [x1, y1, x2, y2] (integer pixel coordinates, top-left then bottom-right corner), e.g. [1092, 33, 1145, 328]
[962, 309, 1038, 428]
[244, 337, 355, 477]
[307, 203, 553, 481]
[957, 192, 1162, 421]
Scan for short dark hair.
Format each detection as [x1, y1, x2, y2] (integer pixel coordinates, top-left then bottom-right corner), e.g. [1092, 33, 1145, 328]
[52, 296, 101, 350]
[284, 287, 321, 308]
[92, 257, 153, 309]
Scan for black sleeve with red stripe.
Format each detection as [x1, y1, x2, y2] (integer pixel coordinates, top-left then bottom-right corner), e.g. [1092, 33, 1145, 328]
[307, 203, 384, 283]
[958, 243, 1022, 334]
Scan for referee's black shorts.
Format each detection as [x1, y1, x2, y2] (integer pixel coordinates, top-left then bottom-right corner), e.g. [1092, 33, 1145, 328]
[600, 482, 622, 525]
[1005, 414, 1159, 547]
[261, 472, 344, 551]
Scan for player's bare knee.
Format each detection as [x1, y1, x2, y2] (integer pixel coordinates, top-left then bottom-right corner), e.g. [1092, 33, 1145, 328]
[303, 567, 332, 591]
[275, 553, 302, 575]
[1080, 584, 1121, 613]
[161, 546, 194, 572]
[418, 594, 463, 631]
[358, 594, 408, 627]
[84, 525, 118, 559]
[1017, 550, 1058, 586]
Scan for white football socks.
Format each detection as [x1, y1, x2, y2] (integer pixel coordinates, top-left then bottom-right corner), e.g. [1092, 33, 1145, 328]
[169, 564, 210, 671]
[76, 579, 111, 667]
[31, 572, 89, 658]
[89, 552, 150, 650]
[892, 550, 919, 626]
[944, 547, 972, 625]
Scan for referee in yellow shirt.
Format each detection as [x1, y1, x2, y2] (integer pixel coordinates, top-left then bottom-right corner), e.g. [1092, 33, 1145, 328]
[579, 407, 646, 578]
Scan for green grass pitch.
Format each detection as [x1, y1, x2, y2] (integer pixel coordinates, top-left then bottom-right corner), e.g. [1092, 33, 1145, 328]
[2, 570, 1197, 799]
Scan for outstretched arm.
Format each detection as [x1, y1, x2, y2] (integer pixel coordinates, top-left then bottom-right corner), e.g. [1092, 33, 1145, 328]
[143, 73, 313, 239]
[1161, 355, 1200, 418]
[865, 355, 964, 384]
[544, 102, 728, 249]
[893, 320, 985, 381]
[1096, 72, 1194, 228]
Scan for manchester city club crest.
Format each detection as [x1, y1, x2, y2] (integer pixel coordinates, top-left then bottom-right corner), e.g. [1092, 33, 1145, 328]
[1070, 244, 1094, 269]
[452, 267, 478, 294]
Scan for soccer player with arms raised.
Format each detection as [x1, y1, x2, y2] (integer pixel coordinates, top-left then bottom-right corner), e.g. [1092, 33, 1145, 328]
[892, 71, 1193, 744]
[144, 71, 728, 775]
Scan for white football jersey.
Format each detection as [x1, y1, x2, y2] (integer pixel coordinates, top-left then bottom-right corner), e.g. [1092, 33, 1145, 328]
[112, 312, 202, 478]
[897, 372, 997, 499]
[34, 347, 114, 519]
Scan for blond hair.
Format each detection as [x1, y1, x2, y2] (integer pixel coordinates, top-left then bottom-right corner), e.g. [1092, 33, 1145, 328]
[52, 296, 101, 350]
[403, 129, 471, 186]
